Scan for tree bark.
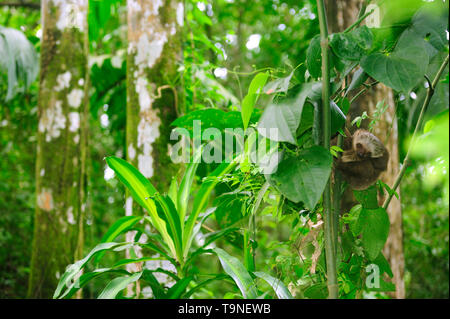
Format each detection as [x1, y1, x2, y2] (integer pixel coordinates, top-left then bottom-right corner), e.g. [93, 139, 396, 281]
[28, 0, 89, 298]
[326, 0, 405, 299]
[125, 0, 183, 297]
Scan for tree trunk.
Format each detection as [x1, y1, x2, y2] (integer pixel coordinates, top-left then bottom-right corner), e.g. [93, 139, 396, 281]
[326, 0, 405, 299]
[28, 0, 89, 298]
[125, 0, 183, 297]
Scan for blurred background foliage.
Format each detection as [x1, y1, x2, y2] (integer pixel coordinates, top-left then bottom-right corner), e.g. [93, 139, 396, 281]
[0, 0, 448, 298]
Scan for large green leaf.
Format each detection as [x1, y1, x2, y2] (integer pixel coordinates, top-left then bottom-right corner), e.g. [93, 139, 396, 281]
[268, 145, 333, 209]
[98, 272, 143, 299]
[330, 26, 373, 62]
[411, 2, 449, 53]
[361, 29, 429, 92]
[214, 248, 259, 299]
[241, 72, 269, 130]
[357, 208, 390, 260]
[177, 147, 202, 223]
[105, 156, 177, 259]
[183, 160, 237, 259]
[0, 26, 39, 101]
[253, 271, 293, 299]
[257, 83, 317, 144]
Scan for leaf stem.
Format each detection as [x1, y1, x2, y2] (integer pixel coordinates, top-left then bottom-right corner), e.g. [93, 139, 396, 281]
[343, 8, 374, 34]
[383, 54, 449, 210]
[317, 0, 338, 299]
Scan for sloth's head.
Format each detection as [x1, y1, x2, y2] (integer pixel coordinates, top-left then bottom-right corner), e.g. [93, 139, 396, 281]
[353, 129, 385, 159]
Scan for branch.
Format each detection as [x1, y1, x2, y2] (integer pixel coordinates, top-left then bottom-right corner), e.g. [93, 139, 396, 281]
[317, 0, 339, 299]
[383, 54, 449, 210]
[0, 2, 40, 9]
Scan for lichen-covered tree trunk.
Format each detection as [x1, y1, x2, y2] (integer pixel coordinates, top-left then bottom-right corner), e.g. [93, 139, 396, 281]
[326, 0, 405, 299]
[28, 0, 89, 298]
[125, 0, 183, 296]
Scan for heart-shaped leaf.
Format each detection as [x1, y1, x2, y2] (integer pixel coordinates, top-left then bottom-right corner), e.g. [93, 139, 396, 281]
[268, 145, 333, 209]
[361, 30, 429, 92]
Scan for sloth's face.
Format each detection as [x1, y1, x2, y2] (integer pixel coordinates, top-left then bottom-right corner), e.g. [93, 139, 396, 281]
[356, 143, 371, 158]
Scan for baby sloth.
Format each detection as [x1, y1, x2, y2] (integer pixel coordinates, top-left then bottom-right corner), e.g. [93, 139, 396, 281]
[335, 129, 389, 190]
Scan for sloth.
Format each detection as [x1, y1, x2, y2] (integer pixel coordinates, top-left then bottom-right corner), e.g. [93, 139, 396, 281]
[334, 129, 389, 190]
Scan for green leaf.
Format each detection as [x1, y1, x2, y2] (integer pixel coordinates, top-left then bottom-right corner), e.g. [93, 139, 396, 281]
[54, 242, 130, 299]
[361, 30, 429, 92]
[357, 208, 390, 260]
[353, 185, 379, 209]
[166, 277, 193, 299]
[373, 253, 394, 278]
[346, 67, 369, 93]
[177, 147, 202, 222]
[411, 3, 449, 53]
[330, 27, 373, 62]
[183, 160, 237, 259]
[269, 145, 333, 209]
[0, 26, 39, 101]
[257, 83, 317, 144]
[253, 271, 293, 299]
[93, 216, 142, 264]
[98, 272, 142, 299]
[105, 156, 177, 259]
[306, 35, 322, 78]
[141, 270, 167, 299]
[241, 72, 269, 130]
[213, 248, 259, 299]
[184, 274, 229, 298]
[304, 283, 328, 299]
[263, 71, 294, 94]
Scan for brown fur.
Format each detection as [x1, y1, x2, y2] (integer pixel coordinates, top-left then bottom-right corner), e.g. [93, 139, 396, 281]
[334, 129, 389, 190]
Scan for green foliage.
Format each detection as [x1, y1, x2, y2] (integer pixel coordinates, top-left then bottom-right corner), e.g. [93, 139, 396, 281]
[0, 26, 39, 101]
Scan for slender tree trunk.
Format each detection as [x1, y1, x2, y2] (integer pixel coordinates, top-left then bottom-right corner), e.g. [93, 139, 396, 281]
[125, 0, 183, 297]
[28, 0, 89, 298]
[326, 0, 405, 299]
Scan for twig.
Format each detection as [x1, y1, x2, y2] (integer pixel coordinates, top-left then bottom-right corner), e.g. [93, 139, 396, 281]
[343, 8, 374, 33]
[383, 55, 449, 210]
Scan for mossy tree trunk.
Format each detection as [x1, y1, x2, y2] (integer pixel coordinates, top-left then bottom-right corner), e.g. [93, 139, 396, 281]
[326, 0, 405, 299]
[28, 0, 89, 298]
[125, 0, 184, 296]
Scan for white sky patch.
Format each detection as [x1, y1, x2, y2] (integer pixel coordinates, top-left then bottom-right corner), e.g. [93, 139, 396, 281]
[36, 28, 42, 39]
[246, 34, 261, 50]
[74, 134, 80, 144]
[111, 55, 123, 69]
[197, 2, 206, 11]
[68, 88, 84, 108]
[410, 92, 417, 99]
[40, 169, 45, 177]
[214, 67, 228, 79]
[69, 112, 80, 132]
[78, 78, 85, 86]
[225, 33, 237, 44]
[55, 71, 71, 91]
[67, 206, 76, 225]
[177, 2, 184, 26]
[100, 113, 109, 128]
[278, 24, 286, 31]
[104, 166, 115, 181]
